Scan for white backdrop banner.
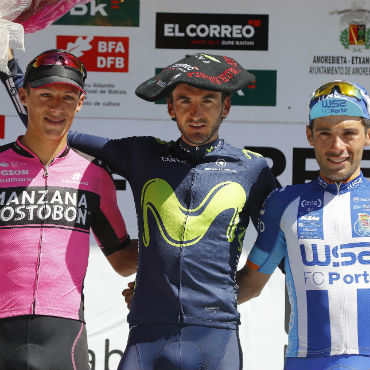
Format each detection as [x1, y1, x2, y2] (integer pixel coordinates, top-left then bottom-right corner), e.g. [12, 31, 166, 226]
[1, 0, 370, 369]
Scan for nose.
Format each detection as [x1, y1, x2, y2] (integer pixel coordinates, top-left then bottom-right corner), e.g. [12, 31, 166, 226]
[330, 135, 346, 152]
[190, 102, 203, 120]
[48, 97, 63, 113]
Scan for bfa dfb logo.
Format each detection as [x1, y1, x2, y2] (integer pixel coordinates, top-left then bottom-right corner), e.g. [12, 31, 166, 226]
[57, 35, 129, 73]
[330, 0, 370, 51]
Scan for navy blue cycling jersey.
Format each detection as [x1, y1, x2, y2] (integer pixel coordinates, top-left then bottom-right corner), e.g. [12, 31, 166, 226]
[2, 59, 276, 329]
[66, 134, 276, 328]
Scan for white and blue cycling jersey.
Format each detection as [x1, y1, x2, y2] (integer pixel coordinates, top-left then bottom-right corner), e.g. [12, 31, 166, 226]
[248, 173, 370, 358]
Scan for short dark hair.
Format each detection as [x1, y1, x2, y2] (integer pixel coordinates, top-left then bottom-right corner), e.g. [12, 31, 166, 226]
[308, 117, 370, 131]
[362, 118, 370, 129]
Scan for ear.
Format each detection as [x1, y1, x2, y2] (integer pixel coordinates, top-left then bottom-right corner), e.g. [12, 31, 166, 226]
[306, 125, 314, 147]
[167, 98, 175, 120]
[75, 94, 85, 112]
[18, 87, 28, 106]
[365, 128, 370, 147]
[222, 96, 231, 119]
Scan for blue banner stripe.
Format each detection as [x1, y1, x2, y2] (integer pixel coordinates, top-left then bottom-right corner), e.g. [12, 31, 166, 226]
[357, 289, 370, 353]
[307, 290, 331, 356]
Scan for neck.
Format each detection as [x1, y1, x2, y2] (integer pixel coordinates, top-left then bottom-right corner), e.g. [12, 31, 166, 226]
[20, 133, 67, 165]
[320, 169, 361, 184]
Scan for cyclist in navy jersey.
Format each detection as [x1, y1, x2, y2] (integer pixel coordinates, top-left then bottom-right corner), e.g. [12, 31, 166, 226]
[2, 51, 276, 370]
[0, 48, 138, 370]
[238, 81, 370, 370]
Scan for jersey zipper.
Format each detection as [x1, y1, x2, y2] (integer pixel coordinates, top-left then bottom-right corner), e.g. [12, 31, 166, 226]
[178, 168, 196, 323]
[335, 182, 347, 353]
[32, 161, 52, 314]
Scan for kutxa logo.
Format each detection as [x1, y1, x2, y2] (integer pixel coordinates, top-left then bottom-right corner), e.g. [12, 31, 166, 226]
[300, 242, 370, 267]
[141, 178, 246, 247]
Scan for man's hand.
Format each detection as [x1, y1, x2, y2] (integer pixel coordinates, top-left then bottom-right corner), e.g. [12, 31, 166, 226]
[122, 281, 135, 309]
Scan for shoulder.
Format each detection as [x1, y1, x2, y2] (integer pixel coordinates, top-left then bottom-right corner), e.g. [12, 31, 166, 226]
[0, 143, 14, 155]
[70, 148, 113, 176]
[360, 175, 370, 187]
[116, 136, 176, 152]
[262, 182, 314, 214]
[222, 142, 269, 168]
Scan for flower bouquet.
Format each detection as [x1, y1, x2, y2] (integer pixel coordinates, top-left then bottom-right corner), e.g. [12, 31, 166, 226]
[0, 0, 90, 73]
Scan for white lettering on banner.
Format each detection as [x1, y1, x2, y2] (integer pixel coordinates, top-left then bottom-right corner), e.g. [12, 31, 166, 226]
[70, 0, 107, 16]
[97, 57, 125, 69]
[98, 41, 125, 53]
[96, 41, 126, 70]
[164, 24, 255, 38]
[164, 24, 184, 37]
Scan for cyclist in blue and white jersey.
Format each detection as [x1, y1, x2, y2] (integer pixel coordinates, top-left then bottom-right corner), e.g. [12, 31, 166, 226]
[238, 80, 370, 370]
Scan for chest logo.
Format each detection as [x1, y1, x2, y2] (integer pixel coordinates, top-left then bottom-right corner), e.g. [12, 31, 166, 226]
[141, 178, 246, 247]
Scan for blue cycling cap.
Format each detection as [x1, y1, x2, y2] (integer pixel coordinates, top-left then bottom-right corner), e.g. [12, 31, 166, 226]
[309, 80, 370, 123]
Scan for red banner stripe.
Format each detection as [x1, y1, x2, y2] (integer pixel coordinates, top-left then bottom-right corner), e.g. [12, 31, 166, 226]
[0, 116, 4, 139]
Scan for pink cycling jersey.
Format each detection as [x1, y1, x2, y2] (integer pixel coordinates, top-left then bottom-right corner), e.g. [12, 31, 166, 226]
[0, 138, 130, 321]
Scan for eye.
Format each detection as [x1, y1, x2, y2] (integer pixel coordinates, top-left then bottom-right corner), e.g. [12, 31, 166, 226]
[343, 130, 357, 136]
[40, 92, 51, 97]
[318, 131, 330, 137]
[64, 95, 76, 101]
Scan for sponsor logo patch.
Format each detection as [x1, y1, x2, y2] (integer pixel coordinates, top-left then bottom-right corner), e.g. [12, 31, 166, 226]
[156, 13, 269, 50]
[57, 35, 129, 73]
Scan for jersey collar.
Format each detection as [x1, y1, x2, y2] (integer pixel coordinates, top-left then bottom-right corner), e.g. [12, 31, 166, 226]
[316, 172, 365, 194]
[176, 137, 223, 161]
[13, 136, 70, 160]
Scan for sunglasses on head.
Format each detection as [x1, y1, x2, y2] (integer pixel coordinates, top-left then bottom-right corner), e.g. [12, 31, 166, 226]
[30, 50, 87, 80]
[311, 81, 365, 101]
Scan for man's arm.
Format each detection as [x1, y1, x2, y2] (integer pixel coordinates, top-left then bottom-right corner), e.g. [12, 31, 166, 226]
[0, 49, 28, 126]
[236, 263, 272, 304]
[238, 186, 290, 303]
[106, 239, 138, 277]
[91, 161, 138, 276]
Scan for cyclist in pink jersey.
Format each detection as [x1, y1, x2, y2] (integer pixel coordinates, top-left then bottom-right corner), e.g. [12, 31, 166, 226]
[0, 49, 138, 370]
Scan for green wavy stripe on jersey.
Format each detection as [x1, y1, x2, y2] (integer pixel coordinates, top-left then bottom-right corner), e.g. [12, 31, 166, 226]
[141, 178, 247, 247]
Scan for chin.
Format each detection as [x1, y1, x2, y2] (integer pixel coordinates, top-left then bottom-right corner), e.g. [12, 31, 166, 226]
[327, 172, 352, 182]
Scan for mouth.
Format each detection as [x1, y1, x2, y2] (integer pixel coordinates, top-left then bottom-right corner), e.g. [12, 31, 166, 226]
[45, 117, 65, 125]
[327, 156, 349, 165]
[189, 121, 206, 129]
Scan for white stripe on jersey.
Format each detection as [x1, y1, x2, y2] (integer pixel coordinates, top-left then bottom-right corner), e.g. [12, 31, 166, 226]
[345, 287, 360, 355]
